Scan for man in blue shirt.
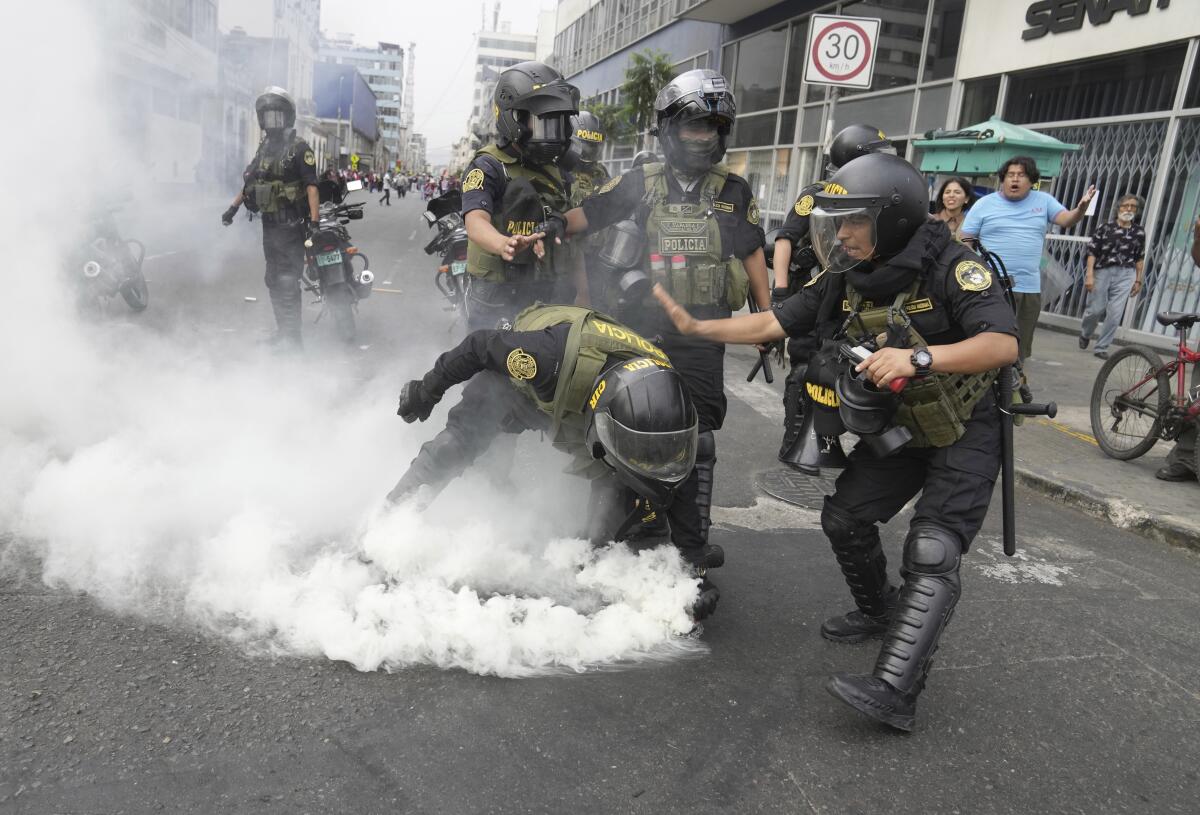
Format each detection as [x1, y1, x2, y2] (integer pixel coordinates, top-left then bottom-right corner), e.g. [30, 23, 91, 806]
[961, 156, 1095, 359]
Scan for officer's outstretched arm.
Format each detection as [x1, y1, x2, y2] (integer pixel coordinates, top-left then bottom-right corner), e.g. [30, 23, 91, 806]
[563, 206, 589, 236]
[653, 284, 787, 345]
[465, 210, 540, 261]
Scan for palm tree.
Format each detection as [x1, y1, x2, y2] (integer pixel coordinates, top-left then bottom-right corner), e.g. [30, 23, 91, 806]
[620, 50, 676, 152]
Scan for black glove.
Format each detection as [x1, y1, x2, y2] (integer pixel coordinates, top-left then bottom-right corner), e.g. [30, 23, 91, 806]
[397, 379, 439, 423]
[536, 211, 567, 244]
[221, 205, 239, 226]
[770, 287, 790, 310]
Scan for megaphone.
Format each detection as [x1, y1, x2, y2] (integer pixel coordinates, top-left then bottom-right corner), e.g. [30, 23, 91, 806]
[779, 392, 848, 476]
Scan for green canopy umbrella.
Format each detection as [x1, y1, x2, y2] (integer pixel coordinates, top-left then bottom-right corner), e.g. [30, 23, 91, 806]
[913, 115, 1081, 178]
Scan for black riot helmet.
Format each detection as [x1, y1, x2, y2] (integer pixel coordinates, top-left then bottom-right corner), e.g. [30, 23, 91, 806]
[493, 61, 580, 164]
[585, 358, 699, 505]
[652, 69, 736, 175]
[256, 86, 296, 132]
[570, 110, 605, 163]
[828, 123, 895, 173]
[809, 153, 930, 273]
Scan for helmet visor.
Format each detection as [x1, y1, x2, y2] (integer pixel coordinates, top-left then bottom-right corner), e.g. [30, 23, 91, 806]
[576, 136, 603, 163]
[594, 411, 698, 484]
[810, 205, 880, 273]
[261, 108, 290, 129]
[529, 112, 572, 143]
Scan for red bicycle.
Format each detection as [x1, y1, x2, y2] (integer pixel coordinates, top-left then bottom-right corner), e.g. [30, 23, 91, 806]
[1090, 311, 1200, 470]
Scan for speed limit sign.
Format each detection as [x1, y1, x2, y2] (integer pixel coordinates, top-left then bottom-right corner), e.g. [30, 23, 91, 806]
[804, 14, 881, 89]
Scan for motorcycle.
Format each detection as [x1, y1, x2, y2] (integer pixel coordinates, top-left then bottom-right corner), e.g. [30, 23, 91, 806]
[422, 190, 470, 323]
[71, 206, 149, 313]
[302, 199, 372, 343]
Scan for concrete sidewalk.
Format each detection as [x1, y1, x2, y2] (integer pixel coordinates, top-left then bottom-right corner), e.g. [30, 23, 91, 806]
[1017, 325, 1199, 550]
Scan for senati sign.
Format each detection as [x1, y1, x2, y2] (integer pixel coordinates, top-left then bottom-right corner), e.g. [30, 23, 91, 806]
[803, 14, 881, 89]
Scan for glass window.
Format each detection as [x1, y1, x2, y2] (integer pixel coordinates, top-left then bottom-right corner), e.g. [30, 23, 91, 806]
[840, 0, 928, 96]
[768, 148, 792, 212]
[924, 0, 964, 81]
[832, 90, 916, 138]
[733, 26, 788, 113]
[730, 112, 776, 149]
[958, 76, 999, 128]
[800, 105, 824, 143]
[806, 83, 827, 104]
[778, 109, 797, 145]
[1005, 44, 1187, 124]
[1187, 48, 1200, 109]
[722, 43, 737, 87]
[783, 21, 808, 107]
[727, 150, 776, 206]
[914, 84, 951, 135]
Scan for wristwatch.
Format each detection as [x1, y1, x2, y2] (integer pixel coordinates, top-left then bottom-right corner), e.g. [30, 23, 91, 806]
[910, 347, 933, 377]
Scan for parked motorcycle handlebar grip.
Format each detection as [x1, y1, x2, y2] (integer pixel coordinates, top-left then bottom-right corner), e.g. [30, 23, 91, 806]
[1010, 401, 1057, 418]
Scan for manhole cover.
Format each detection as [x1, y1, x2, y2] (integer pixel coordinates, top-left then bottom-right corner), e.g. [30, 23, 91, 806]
[757, 467, 836, 509]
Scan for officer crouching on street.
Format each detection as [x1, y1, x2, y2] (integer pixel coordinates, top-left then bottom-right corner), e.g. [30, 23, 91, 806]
[559, 68, 772, 553]
[386, 304, 723, 620]
[221, 87, 319, 348]
[653, 153, 1019, 731]
[459, 62, 583, 330]
[772, 124, 895, 461]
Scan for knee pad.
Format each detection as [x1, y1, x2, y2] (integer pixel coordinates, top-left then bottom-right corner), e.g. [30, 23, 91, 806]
[820, 497, 873, 546]
[902, 522, 962, 578]
[268, 274, 301, 294]
[696, 429, 715, 463]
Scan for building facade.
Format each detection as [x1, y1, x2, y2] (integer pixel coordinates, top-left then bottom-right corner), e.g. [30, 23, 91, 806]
[319, 37, 405, 170]
[466, 24, 539, 151]
[313, 63, 379, 171]
[552, 0, 1200, 340]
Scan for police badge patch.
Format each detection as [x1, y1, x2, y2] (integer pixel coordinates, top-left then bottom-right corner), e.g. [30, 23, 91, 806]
[955, 260, 992, 292]
[506, 348, 537, 380]
[303, 150, 315, 166]
[747, 199, 760, 225]
[795, 195, 814, 216]
[599, 176, 621, 194]
[463, 168, 485, 192]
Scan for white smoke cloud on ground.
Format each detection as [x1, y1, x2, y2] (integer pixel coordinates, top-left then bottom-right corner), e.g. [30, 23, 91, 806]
[0, 1, 703, 677]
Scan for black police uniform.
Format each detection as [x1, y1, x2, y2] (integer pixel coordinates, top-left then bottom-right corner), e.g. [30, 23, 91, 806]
[775, 219, 1018, 723]
[243, 137, 318, 342]
[460, 145, 569, 331]
[580, 165, 764, 435]
[384, 317, 709, 561]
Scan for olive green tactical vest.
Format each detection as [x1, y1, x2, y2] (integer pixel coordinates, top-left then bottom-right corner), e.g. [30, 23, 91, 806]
[641, 163, 749, 310]
[466, 143, 570, 284]
[570, 163, 610, 207]
[248, 137, 304, 217]
[512, 303, 671, 477]
[844, 282, 996, 448]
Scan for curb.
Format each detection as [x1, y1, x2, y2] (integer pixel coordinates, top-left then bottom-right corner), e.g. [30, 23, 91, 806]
[1014, 465, 1200, 554]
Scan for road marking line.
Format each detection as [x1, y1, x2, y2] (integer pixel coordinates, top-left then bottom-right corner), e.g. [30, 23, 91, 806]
[408, 229, 417, 240]
[144, 251, 179, 261]
[725, 378, 781, 420]
[1035, 417, 1098, 446]
[373, 287, 404, 294]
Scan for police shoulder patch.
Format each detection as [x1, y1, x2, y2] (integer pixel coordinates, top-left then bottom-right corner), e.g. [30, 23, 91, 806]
[463, 168, 486, 192]
[598, 175, 621, 194]
[303, 150, 315, 166]
[954, 260, 992, 292]
[747, 199, 760, 225]
[794, 195, 814, 216]
[506, 348, 537, 380]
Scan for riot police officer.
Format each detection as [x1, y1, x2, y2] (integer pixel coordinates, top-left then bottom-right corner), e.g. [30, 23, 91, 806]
[773, 124, 895, 462]
[221, 87, 319, 347]
[459, 61, 581, 330]
[653, 153, 1020, 731]
[387, 304, 723, 619]
[558, 111, 613, 309]
[560, 69, 771, 549]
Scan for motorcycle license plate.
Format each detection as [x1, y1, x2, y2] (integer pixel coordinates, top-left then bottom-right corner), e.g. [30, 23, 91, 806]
[450, 260, 467, 276]
[316, 250, 343, 267]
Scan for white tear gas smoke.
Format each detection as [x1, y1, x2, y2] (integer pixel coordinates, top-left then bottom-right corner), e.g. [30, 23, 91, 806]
[0, 1, 704, 677]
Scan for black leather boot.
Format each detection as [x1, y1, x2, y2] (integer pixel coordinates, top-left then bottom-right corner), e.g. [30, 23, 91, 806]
[819, 498, 896, 643]
[826, 523, 961, 732]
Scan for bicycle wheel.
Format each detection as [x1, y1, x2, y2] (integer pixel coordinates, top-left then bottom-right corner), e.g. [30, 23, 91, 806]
[1090, 346, 1169, 460]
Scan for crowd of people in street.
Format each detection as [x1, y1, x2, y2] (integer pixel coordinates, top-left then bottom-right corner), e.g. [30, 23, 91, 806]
[214, 61, 1199, 736]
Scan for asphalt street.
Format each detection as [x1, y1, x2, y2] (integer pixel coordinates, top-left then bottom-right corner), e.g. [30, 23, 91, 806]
[4, 192, 1200, 814]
